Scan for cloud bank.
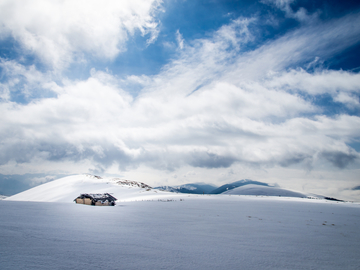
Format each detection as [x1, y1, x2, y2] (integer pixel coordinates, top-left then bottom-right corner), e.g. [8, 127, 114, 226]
[0, 1, 359, 199]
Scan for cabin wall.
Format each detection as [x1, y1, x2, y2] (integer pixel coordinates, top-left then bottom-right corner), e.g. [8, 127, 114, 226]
[84, 198, 92, 205]
[75, 198, 84, 204]
[95, 201, 109, 206]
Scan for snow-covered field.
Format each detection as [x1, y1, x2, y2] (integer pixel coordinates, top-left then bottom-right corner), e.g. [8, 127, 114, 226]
[2, 175, 360, 269]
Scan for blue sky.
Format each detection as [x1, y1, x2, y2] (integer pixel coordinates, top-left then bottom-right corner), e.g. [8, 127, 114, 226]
[0, 0, 360, 199]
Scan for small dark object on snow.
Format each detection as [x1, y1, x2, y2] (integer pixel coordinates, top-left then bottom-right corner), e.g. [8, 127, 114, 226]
[74, 193, 117, 206]
[324, 197, 344, 202]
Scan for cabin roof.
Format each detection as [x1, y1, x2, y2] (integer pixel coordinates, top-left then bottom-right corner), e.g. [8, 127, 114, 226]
[75, 193, 117, 201]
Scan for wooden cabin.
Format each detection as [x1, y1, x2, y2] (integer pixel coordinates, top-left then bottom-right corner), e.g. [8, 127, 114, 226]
[74, 193, 117, 206]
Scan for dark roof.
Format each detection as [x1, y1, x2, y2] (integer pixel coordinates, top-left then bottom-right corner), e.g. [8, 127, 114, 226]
[75, 193, 117, 202]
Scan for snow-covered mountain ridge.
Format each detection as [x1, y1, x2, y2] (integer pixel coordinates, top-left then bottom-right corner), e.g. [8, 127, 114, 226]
[6, 174, 170, 203]
[210, 179, 272, 194]
[84, 174, 152, 189]
[112, 178, 152, 189]
[224, 184, 307, 198]
[6, 174, 345, 203]
[154, 183, 218, 194]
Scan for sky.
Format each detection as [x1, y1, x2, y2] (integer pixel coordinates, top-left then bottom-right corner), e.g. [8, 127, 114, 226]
[0, 0, 360, 200]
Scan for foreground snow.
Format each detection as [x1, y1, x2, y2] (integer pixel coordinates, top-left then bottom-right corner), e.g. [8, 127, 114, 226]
[3, 174, 360, 269]
[1, 196, 360, 270]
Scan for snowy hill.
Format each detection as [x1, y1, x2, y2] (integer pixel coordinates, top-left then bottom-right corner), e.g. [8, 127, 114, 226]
[154, 183, 218, 194]
[0, 195, 7, 200]
[6, 174, 178, 203]
[6, 174, 335, 202]
[223, 184, 308, 198]
[210, 179, 271, 194]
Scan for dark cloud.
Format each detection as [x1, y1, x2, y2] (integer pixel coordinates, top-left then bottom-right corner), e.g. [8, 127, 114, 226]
[0, 141, 37, 165]
[189, 152, 237, 169]
[92, 147, 134, 170]
[0, 140, 82, 165]
[321, 151, 357, 169]
[0, 139, 135, 170]
[279, 153, 311, 167]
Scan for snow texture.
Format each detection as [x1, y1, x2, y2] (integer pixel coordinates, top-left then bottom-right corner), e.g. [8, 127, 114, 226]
[2, 174, 360, 269]
[1, 197, 360, 270]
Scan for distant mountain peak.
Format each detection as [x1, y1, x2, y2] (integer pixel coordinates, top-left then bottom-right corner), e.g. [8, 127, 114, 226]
[154, 182, 218, 194]
[210, 179, 270, 194]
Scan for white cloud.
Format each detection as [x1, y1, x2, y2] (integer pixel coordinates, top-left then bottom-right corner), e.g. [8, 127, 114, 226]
[0, 0, 162, 70]
[262, 0, 319, 22]
[264, 69, 360, 110]
[265, 69, 360, 94]
[176, 30, 184, 50]
[0, 58, 58, 101]
[334, 92, 360, 108]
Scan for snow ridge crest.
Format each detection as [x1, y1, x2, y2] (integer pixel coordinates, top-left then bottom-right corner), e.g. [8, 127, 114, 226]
[111, 178, 152, 189]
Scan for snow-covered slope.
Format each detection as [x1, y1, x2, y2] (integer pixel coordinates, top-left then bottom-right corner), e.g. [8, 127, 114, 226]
[0, 195, 7, 200]
[6, 174, 178, 203]
[223, 184, 308, 198]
